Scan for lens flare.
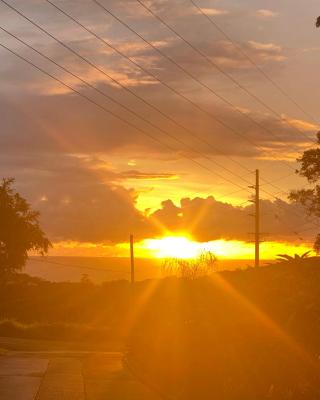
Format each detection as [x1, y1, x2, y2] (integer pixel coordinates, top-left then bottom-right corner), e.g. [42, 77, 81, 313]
[143, 236, 205, 259]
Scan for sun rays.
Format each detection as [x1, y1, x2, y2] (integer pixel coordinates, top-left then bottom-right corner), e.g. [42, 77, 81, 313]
[115, 236, 314, 261]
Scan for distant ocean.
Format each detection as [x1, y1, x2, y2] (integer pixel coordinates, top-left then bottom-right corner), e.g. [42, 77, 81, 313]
[25, 257, 259, 283]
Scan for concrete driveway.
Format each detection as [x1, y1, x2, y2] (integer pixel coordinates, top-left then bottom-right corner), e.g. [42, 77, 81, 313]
[0, 345, 161, 399]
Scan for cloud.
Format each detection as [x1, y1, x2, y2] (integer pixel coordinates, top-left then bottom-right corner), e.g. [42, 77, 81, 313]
[285, 118, 320, 132]
[0, 153, 156, 243]
[150, 196, 317, 243]
[119, 170, 179, 180]
[0, 0, 287, 99]
[195, 8, 228, 16]
[151, 37, 287, 77]
[210, 40, 286, 68]
[0, 91, 313, 164]
[256, 9, 278, 18]
[0, 0, 317, 249]
[247, 41, 281, 52]
[0, 34, 160, 96]
[0, 150, 316, 245]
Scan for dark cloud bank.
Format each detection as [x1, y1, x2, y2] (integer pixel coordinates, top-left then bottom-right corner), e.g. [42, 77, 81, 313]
[1, 151, 314, 245]
[0, 91, 315, 245]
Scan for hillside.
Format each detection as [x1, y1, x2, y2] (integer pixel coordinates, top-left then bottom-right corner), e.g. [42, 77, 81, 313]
[128, 260, 320, 399]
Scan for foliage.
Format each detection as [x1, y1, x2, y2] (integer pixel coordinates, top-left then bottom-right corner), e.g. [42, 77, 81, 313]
[289, 132, 320, 252]
[80, 273, 94, 285]
[162, 251, 217, 279]
[276, 251, 311, 263]
[128, 264, 320, 399]
[0, 178, 51, 277]
[0, 319, 112, 343]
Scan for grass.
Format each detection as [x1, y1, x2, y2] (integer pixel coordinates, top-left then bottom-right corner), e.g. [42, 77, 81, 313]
[0, 319, 113, 342]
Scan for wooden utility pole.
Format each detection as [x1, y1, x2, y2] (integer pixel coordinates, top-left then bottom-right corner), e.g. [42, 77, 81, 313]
[130, 234, 135, 284]
[254, 169, 260, 268]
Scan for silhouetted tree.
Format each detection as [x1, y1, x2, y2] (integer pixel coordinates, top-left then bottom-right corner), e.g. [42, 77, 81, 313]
[0, 178, 51, 279]
[316, 16, 320, 28]
[289, 132, 320, 252]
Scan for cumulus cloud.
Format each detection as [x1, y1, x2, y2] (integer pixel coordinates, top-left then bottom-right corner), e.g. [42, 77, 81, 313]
[202, 40, 287, 71]
[0, 149, 316, 245]
[150, 196, 317, 243]
[195, 8, 228, 16]
[285, 118, 320, 132]
[0, 153, 156, 243]
[246, 41, 286, 62]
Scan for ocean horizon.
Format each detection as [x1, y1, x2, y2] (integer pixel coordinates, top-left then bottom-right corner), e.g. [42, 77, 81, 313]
[25, 257, 266, 283]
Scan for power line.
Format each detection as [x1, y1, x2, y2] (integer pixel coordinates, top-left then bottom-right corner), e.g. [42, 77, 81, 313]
[245, 186, 320, 242]
[1, 3, 316, 237]
[37, 0, 304, 197]
[50, 0, 311, 200]
[0, 43, 309, 243]
[91, 0, 317, 197]
[91, 0, 300, 174]
[1, 0, 266, 185]
[1, 3, 315, 236]
[190, 0, 319, 126]
[0, 40, 253, 202]
[89, 0, 318, 213]
[135, 0, 315, 144]
[44, 0, 297, 179]
[260, 172, 298, 186]
[0, 25, 256, 192]
[29, 256, 130, 275]
[263, 191, 320, 239]
[47, 0, 302, 189]
[3, 0, 305, 201]
[1, 0, 293, 201]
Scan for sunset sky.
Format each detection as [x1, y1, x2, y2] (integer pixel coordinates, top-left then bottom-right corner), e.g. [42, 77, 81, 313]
[1, 0, 320, 259]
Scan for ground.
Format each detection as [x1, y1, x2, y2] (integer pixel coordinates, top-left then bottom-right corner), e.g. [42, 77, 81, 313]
[0, 337, 161, 400]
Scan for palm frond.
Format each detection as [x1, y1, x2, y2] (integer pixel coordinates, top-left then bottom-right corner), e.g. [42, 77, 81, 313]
[301, 251, 311, 259]
[276, 254, 294, 261]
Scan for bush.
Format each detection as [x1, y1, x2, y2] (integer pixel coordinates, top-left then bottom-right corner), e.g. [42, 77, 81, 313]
[162, 251, 217, 279]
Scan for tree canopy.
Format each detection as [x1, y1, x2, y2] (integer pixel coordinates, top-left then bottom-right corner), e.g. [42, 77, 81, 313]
[0, 178, 51, 277]
[289, 132, 320, 252]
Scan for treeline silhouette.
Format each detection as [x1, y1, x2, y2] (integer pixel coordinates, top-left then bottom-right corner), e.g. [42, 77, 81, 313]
[0, 274, 131, 343]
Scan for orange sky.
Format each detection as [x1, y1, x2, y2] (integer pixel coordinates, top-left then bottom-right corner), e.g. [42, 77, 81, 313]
[1, 0, 320, 261]
[49, 238, 314, 260]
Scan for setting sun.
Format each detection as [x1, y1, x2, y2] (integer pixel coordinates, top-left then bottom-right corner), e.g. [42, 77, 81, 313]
[143, 236, 202, 259]
[116, 237, 314, 262]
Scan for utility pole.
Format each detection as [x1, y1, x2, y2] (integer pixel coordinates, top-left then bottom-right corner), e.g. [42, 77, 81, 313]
[254, 169, 260, 268]
[130, 234, 135, 284]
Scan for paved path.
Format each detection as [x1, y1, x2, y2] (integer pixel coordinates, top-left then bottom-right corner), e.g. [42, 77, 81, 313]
[0, 352, 161, 400]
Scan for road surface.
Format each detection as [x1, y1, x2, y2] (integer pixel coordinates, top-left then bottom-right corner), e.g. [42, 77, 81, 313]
[0, 339, 161, 400]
